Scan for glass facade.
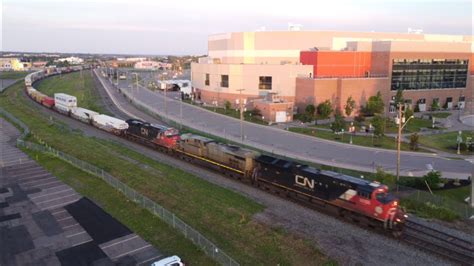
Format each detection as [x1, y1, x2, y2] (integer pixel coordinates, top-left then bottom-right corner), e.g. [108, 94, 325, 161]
[391, 59, 468, 91]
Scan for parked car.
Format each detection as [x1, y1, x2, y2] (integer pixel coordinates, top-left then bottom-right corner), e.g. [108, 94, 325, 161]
[151, 255, 184, 266]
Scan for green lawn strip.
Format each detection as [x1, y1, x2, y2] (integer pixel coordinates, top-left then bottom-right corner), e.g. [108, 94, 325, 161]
[434, 186, 470, 204]
[418, 131, 474, 155]
[0, 71, 30, 80]
[22, 149, 214, 265]
[384, 118, 434, 134]
[428, 112, 451, 119]
[1, 81, 331, 265]
[288, 127, 416, 151]
[400, 198, 460, 222]
[35, 71, 106, 114]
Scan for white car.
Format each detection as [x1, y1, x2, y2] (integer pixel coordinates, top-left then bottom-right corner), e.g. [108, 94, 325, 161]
[151, 255, 184, 266]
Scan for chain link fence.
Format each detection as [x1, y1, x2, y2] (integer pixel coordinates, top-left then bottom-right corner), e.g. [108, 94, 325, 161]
[14, 139, 239, 266]
[395, 184, 473, 219]
[117, 87, 474, 220]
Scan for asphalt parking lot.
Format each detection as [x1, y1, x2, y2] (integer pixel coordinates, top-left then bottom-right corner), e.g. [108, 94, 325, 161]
[0, 118, 162, 265]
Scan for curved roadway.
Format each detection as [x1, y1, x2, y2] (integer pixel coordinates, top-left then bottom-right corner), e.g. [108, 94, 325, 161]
[94, 69, 473, 179]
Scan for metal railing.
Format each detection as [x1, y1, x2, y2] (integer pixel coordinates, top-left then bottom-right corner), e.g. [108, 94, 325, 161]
[15, 139, 239, 266]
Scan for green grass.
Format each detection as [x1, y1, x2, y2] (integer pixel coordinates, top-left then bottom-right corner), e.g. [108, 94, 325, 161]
[385, 118, 435, 134]
[427, 112, 451, 119]
[418, 131, 474, 155]
[400, 198, 460, 222]
[0, 71, 30, 80]
[1, 78, 331, 264]
[23, 149, 215, 265]
[35, 71, 106, 113]
[182, 100, 268, 125]
[434, 185, 471, 204]
[288, 127, 417, 151]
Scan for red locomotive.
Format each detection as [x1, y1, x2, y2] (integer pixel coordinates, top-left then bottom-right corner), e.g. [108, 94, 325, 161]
[124, 119, 180, 149]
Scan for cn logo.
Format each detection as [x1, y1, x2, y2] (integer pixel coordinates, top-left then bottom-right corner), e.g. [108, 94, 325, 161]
[295, 175, 315, 190]
[141, 128, 149, 136]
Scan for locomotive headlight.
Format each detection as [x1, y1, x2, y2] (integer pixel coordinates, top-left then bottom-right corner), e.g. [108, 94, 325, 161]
[404, 214, 408, 218]
[396, 218, 401, 222]
[393, 201, 398, 206]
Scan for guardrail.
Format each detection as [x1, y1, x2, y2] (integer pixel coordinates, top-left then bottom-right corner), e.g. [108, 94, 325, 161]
[0, 107, 239, 266]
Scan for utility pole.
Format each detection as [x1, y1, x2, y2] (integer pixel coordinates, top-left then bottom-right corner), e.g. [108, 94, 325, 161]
[237, 89, 245, 142]
[161, 74, 167, 115]
[396, 103, 414, 192]
[396, 103, 402, 191]
[180, 92, 183, 130]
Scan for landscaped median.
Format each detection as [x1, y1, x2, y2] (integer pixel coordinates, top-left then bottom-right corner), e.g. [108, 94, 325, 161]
[288, 127, 416, 151]
[1, 78, 333, 264]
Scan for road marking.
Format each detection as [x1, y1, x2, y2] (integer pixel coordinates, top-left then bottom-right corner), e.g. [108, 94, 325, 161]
[66, 231, 87, 238]
[30, 188, 73, 199]
[101, 235, 139, 249]
[111, 244, 152, 259]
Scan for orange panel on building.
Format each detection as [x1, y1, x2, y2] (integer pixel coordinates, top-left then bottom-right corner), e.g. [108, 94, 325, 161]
[300, 51, 372, 78]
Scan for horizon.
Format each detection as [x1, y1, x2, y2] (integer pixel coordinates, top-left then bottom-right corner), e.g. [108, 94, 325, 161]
[2, 0, 473, 55]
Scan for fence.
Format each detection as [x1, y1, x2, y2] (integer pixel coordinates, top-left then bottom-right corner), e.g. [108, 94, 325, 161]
[15, 139, 239, 266]
[0, 107, 239, 266]
[117, 84, 474, 220]
[395, 184, 473, 219]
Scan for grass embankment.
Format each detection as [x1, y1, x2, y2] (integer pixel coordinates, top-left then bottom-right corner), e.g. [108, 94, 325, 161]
[35, 71, 106, 113]
[23, 150, 215, 265]
[428, 112, 451, 119]
[418, 131, 473, 155]
[288, 127, 415, 151]
[0, 71, 30, 80]
[1, 80, 332, 264]
[400, 198, 460, 222]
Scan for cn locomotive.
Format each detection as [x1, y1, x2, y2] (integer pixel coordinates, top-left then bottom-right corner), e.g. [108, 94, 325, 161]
[24, 67, 407, 234]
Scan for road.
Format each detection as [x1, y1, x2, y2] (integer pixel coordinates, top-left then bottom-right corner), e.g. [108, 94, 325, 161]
[95, 69, 473, 179]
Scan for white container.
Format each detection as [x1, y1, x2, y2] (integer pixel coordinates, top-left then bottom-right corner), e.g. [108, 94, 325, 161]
[71, 107, 99, 123]
[92, 114, 128, 134]
[54, 93, 77, 113]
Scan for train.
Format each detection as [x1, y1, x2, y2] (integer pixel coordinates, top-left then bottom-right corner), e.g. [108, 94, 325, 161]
[24, 67, 407, 235]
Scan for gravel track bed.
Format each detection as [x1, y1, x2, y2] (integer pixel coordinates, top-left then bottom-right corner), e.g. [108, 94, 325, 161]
[16, 76, 453, 265]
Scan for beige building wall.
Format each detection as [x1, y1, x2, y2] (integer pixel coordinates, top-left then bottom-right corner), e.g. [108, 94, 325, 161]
[191, 62, 313, 104]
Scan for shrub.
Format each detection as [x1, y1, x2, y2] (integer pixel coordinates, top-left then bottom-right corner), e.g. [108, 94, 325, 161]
[305, 104, 316, 121]
[374, 167, 396, 185]
[372, 115, 386, 137]
[423, 170, 442, 189]
[317, 100, 333, 119]
[331, 109, 345, 133]
[344, 96, 356, 117]
[409, 133, 419, 151]
[365, 91, 385, 115]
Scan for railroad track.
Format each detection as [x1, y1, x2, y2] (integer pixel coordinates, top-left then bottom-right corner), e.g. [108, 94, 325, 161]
[402, 219, 474, 265]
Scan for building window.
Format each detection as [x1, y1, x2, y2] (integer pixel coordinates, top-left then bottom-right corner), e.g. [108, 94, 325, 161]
[258, 76, 272, 90]
[205, 73, 210, 86]
[390, 59, 469, 91]
[220, 75, 229, 88]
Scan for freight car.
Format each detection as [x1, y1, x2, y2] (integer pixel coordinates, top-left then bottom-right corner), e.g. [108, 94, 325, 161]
[124, 119, 180, 150]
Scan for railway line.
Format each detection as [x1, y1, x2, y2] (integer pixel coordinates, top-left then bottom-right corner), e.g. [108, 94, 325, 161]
[13, 69, 473, 265]
[402, 220, 474, 265]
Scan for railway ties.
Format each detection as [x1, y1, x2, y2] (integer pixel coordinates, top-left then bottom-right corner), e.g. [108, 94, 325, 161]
[402, 220, 474, 265]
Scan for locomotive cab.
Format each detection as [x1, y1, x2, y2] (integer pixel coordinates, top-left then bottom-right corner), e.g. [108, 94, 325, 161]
[370, 185, 407, 231]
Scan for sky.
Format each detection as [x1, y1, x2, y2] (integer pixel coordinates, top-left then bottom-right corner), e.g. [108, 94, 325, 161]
[1, 0, 473, 55]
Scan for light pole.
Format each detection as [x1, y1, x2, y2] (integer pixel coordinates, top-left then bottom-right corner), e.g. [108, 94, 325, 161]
[237, 89, 245, 142]
[457, 131, 463, 155]
[396, 103, 414, 191]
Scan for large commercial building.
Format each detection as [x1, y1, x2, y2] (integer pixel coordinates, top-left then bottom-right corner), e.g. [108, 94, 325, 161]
[191, 31, 473, 122]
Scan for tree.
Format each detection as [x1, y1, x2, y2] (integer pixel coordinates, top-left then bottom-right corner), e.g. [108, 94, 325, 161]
[317, 100, 333, 119]
[431, 99, 440, 111]
[331, 109, 345, 133]
[365, 91, 385, 116]
[345, 96, 356, 117]
[394, 89, 404, 106]
[409, 133, 419, 151]
[404, 107, 414, 121]
[305, 104, 316, 121]
[375, 167, 396, 185]
[423, 170, 442, 189]
[372, 115, 386, 137]
[224, 100, 232, 113]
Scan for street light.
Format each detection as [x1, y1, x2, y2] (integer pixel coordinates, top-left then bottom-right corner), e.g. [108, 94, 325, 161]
[396, 103, 414, 191]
